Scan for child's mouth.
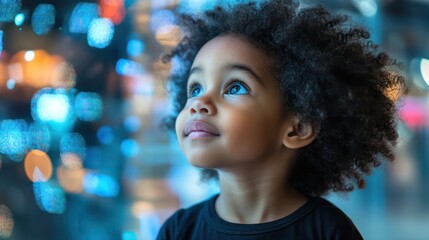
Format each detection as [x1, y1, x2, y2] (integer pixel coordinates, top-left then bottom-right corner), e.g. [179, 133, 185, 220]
[183, 120, 220, 138]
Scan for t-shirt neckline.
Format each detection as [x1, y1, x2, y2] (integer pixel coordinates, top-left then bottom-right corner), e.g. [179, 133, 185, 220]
[203, 194, 319, 235]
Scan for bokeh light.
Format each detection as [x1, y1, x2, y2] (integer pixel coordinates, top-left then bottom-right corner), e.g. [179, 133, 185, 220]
[35, 92, 71, 122]
[74, 92, 103, 122]
[60, 153, 83, 169]
[32, 4, 56, 35]
[87, 18, 114, 48]
[131, 201, 154, 218]
[0, 0, 21, 22]
[24, 50, 35, 62]
[99, 0, 126, 25]
[57, 165, 85, 193]
[120, 139, 140, 158]
[420, 58, 429, 87]
[14, 12, 25, 26]
[83, 172, 119, 197]
[28, 122, 51, 152]
[127, 38, 145, 57]
[52, 62, 77, 89]
[60, 133, 86, 162]
[6, 79, 16, 90]
[33, 181, 66, 214]
[122, 230, 138, 240]
[116, 58, 145, 76]
[69, 3, 99, 34]
[24, 150, 53, 182]
[352, 0, 378, 17]
[0, 119, 28, 162]
[7, 62, 23, 83]
[398, 97, 426, 130]
[97, 125, 114, 144]
[124, 116, 141, 132]
[0, 205, 14, 239]
[177, 0, 216, 13]
[31, 88, 75, 131]
[0, 30, 3, 54]
[10, 50, 65, 89]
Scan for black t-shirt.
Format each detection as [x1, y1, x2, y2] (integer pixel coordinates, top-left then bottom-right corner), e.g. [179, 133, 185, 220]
[157, 194, 363, 240]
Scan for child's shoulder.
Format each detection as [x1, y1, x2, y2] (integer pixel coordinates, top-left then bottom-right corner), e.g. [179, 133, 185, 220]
[308, 197, 363, 238]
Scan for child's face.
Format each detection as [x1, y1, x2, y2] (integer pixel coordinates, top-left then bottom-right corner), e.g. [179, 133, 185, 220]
[175, 34, 289, 169]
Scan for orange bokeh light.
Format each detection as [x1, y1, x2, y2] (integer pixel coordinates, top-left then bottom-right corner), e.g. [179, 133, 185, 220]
[57, 165, 85, 193]
[24, 150, 53, 182]
[9, 50, 65, 89]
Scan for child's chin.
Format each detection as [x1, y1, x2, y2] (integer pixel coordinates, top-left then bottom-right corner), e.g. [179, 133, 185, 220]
[187, 158, 220, 169]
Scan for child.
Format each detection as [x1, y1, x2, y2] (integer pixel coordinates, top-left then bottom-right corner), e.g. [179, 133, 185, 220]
[158, 0, 406, 239]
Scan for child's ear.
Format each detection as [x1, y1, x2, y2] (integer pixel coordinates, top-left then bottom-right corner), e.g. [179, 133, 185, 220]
[282, 115, 318, 149]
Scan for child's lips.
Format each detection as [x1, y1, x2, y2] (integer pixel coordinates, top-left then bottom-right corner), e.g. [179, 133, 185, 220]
[183, 120, 220, 138]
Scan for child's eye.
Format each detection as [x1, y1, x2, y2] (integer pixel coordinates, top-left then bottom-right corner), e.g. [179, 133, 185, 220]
[226, 80, 249, 95]
[188, 82, 203, 98]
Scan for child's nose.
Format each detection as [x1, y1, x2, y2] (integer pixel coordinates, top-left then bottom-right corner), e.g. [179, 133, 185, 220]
[189, 95, 217, 116]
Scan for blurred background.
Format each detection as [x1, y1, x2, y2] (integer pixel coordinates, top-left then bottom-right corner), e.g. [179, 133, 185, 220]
[0, 0, 428, 239]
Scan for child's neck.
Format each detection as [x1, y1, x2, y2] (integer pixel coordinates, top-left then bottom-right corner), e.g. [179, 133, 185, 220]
[215, 168, 307, 224]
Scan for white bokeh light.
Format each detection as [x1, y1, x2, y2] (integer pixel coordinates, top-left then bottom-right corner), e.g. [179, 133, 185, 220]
[36, 94, 70, 123]
[420, 58, 429, 87]
[24, 50, 35, 61]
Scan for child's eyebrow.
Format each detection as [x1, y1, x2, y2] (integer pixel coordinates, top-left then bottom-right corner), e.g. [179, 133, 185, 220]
[222, 63, 263, 85]
[189, 66, 202, 76]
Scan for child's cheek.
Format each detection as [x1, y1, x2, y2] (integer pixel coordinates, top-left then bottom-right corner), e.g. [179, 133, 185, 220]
[175, 110, 186, 142]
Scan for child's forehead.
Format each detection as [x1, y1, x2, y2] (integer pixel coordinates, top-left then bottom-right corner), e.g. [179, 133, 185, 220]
[191, 34, 276, 72]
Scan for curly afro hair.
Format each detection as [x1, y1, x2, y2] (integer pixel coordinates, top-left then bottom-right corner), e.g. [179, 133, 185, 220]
[162, 0, 407, 197]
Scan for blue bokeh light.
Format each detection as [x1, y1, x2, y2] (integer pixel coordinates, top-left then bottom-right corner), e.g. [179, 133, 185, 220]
[87, 18, 114, 48]
[0, 30, 3, 54]
[97, 125, 114, 145]
[150, 10, 176, 33]
[32, 89, 71, 123]
[0, 119, 28, 161]
[83, 172, 119, 197]
[6, 79, 16, 90]
[120, 139, 140, 158]
[0, 0, 21, 22]
[127, 38, 145, 57]
[177, 0, 216, 14]
[74, 92, 103, 122]
[33, 181, 66, 214]
[69, 3, 98, 33]
[29, 122, 51, 152]
[116, 58, 144, 76]
[352, 0, 378, 17]
[60, 133, 86, 161]
[32, 4, 56, 35]
[124, 116, 141, 133]
[31, 88, 75, 132]
[14, 12, 24, 26]
[122, 231, 137, 240]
